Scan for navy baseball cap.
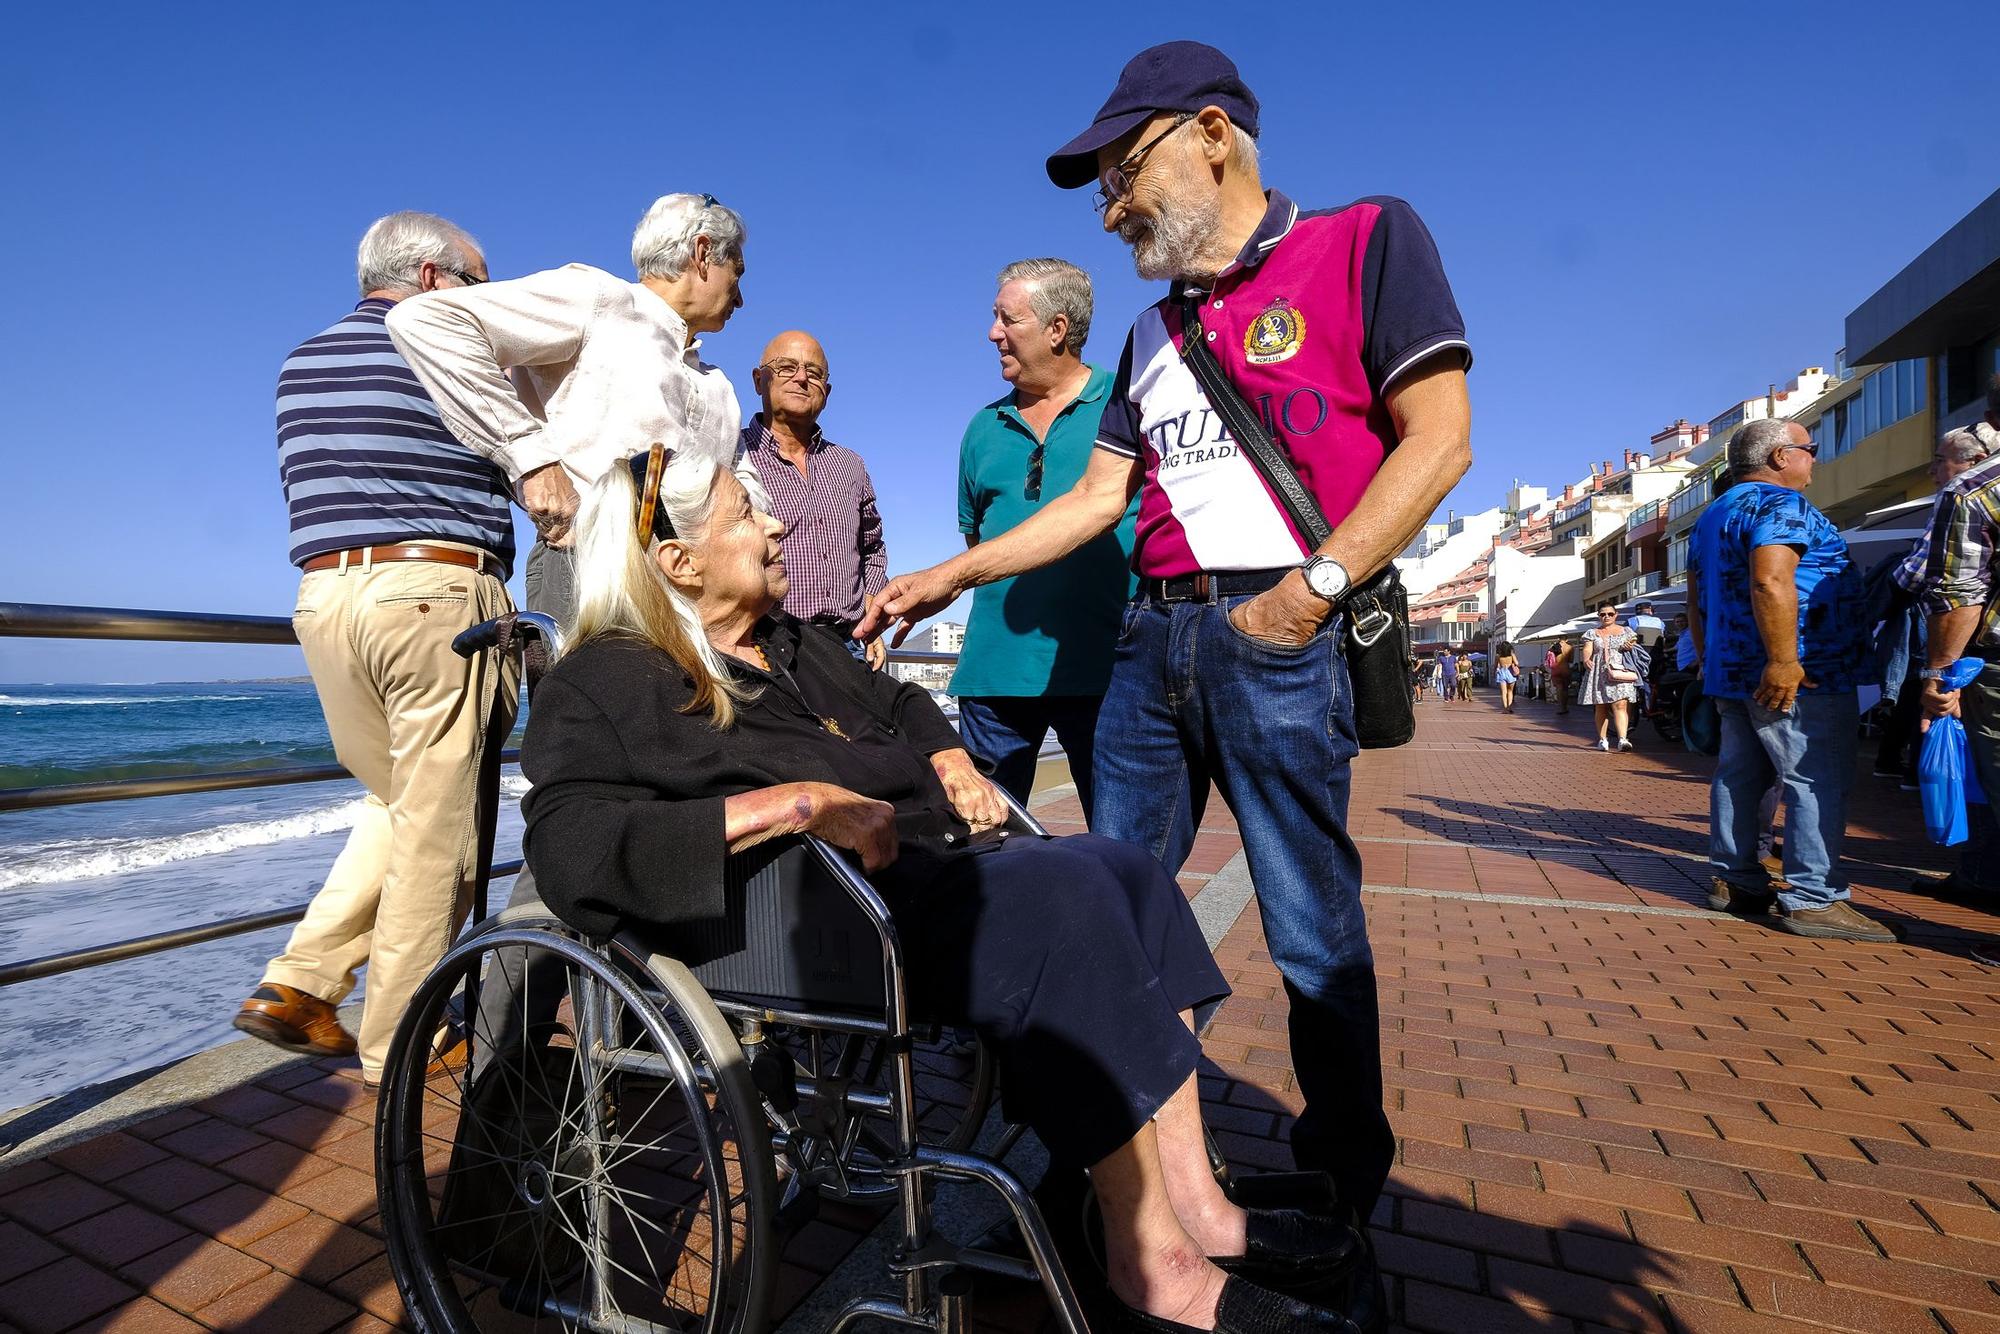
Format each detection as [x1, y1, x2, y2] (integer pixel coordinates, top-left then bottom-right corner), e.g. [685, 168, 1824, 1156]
[1045, 41, 1260, 189]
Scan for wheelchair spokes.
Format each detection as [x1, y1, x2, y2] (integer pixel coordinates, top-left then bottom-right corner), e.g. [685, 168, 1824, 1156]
[378, 927, 776, 1334]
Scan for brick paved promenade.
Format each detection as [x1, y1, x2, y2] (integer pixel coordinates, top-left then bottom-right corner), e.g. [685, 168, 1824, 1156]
[3, 687, 1998, 1331]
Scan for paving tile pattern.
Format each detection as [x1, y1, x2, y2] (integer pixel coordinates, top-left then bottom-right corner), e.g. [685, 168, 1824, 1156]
[1, 690, 1995, 1331]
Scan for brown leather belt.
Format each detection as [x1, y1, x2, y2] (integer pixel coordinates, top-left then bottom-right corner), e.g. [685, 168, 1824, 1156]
[301, 544, 501, 577]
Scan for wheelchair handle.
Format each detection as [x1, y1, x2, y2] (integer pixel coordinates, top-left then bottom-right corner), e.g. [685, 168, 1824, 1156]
[451, 610, 565, 661]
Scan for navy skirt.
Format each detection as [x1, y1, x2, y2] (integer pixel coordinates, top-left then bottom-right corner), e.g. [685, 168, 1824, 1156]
[876, 832, 1230, 1168]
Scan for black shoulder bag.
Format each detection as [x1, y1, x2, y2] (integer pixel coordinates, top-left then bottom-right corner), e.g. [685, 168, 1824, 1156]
[1178, 295, 1416, 749]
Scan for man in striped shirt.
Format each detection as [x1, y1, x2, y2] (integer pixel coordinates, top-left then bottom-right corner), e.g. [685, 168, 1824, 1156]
[742, 330, 889, 667]
[237, 212, 521, 1084]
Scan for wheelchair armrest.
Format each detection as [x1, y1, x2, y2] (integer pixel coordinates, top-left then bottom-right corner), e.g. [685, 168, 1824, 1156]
[997, 787, 1051, 839]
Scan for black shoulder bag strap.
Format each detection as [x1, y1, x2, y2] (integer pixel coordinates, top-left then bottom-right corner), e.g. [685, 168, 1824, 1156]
[1178, 293, 1332, 548]
[1176, 294, 1393, 647]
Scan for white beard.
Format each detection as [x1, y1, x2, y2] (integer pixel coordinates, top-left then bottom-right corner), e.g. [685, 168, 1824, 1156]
[1120, 175, 1224, 282]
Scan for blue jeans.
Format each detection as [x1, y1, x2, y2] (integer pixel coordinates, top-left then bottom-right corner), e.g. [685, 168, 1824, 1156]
[955, 695, 1104, 820]
[1711, 693, 1859, 910]
[1092, 595, 1391, 1218]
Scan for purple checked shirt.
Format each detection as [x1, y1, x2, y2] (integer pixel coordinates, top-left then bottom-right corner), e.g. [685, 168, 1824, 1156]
[742, 415, 887, 625]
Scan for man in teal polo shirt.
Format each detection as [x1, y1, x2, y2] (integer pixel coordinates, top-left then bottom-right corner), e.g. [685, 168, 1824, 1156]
[953, 258, 1137, 819]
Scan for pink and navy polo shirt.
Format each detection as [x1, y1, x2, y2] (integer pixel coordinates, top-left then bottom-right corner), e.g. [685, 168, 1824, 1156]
[1096, 190, 1470, 579]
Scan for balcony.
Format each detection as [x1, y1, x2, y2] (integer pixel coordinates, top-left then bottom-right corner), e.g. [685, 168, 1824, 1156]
[1667, 476, 1714, 523]
[1624, 500, 1662, 535]
[1553, 498, 1591, 525]
[1627, 571, 1664, 598]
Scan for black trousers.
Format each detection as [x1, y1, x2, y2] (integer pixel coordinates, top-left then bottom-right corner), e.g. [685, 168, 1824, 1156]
[878, 833, 1229, 1168]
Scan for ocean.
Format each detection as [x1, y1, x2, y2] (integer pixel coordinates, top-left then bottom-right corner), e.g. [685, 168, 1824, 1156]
[0, 682, 528, 1115]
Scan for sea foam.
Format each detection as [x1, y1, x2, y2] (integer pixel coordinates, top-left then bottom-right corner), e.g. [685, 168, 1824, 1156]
[0, 798, 370, 891]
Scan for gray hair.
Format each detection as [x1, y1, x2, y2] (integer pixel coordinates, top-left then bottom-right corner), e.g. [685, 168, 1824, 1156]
[1231, 124, 1261, 173]
[1728, 417, 1798, 475]
[356, 211, 481, 298]
[1941, 422, 2000, 463]
[996, 258, 1093, 353]
[632, 194, 748, 280]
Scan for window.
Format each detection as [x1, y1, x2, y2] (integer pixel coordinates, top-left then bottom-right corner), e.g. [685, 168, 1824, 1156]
[1667, 534, 1690, 580]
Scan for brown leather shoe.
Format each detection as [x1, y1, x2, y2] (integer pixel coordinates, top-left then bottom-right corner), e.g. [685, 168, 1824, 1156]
[234, 983, 357, 1057]
[1776, 901, 1898, 943]
[363, 1030, 469, 1090]
[1707, 877, 1774, 916]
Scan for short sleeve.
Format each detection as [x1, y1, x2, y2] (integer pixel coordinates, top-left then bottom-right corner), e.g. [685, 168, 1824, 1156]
[1359, 197, 1471, 394]
[956, 421, 982, 536]
[1093, 330, 1143, 459]
[1748, 491, 1812, 552]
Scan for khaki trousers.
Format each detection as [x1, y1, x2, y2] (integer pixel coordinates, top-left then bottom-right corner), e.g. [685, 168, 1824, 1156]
[264, 554, 519, 1075]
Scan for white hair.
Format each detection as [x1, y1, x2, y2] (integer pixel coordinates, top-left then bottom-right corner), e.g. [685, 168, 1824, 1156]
[1940, 422, 2000, 463]
[569, 453, 750, 726]
[355, 211, 480, 298]
[631, 194, 748, 280]
[997, 258, 1093, 353]
[1231, 125, 1260, 173]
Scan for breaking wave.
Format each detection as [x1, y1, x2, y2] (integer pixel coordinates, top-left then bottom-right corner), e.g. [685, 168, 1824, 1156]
[0, 798, 370, 892]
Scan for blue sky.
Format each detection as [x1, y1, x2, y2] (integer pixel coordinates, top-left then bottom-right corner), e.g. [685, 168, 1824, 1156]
[3, 1, 1992, 682]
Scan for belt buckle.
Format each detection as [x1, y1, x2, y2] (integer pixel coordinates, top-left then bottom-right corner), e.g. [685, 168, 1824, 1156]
[1193, 573, 1212, 602]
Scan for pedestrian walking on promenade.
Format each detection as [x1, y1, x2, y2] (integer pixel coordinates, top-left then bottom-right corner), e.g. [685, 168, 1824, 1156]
[1411, 654, 1428, 703]
[1548, 636, 1574, 713]
[1914, 379, 2000, 961]
[1493, 641, 1520, 713]
[238, 213, 519, 1083]
[1438, 649, 1459, 702]
[862, 43, 1473, 1316]
[1689, 418, 1894, 942]
[1580, 601, 1639, 751]
[1885, 423, 1999, 811]
[1454, 651, 1473, 700]
[951, 258, 1138, 819]
[741, 331, 891, 668]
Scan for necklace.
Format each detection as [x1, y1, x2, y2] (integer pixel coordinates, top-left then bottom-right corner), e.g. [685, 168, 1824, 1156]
[741, 641, 852, 741]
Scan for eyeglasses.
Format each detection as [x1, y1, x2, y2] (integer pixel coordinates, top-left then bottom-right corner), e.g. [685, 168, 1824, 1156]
[1093, 113, 1194, 214]
[445, 268, 485, 286]
[759, 358, 828, 387]
[699, 193, 721, 208]
[1784, 441, 1820, 458]
[1025, 442, 1046, 501]
[1598, 611, 1618, 619]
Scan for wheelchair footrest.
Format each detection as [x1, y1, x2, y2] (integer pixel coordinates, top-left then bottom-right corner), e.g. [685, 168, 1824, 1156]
[1221, 1169, 1341, 1213]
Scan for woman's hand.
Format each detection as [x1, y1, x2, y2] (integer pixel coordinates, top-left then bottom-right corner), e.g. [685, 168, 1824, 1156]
[931, 749, 1009, 831]
[725, 783, 898, 872]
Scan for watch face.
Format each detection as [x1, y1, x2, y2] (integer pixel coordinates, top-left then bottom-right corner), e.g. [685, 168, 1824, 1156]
[1307, 561, 1347, 598]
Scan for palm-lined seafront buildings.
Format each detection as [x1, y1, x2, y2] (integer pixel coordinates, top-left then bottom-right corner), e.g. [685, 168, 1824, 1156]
[1403, 184, 2000, 655]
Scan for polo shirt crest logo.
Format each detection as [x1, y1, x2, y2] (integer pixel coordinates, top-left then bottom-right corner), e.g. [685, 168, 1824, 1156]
[1244, 297, 1306, 365]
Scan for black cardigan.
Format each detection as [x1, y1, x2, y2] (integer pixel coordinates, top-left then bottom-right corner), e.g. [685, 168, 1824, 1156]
[520, 614, 968, 939]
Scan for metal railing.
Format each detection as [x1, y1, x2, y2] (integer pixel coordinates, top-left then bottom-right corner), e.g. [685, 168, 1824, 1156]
[0, 602, 961, 987]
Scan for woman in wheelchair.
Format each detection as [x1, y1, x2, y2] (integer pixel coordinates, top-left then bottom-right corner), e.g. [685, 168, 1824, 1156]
[518, 447, 1357, 1334]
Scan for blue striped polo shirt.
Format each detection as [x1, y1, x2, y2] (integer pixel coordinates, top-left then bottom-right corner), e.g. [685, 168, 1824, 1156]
[277, 298, 516, 574]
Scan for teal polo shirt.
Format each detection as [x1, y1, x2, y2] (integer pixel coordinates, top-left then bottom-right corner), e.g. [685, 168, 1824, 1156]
[950, 364, 1139, 698]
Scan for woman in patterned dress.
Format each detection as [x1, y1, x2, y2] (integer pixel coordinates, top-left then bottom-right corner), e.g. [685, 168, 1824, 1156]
[1579, 602, 1640, 751]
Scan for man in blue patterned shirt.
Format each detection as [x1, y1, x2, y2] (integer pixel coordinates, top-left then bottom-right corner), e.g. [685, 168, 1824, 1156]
[1687, 417, 1893, 942]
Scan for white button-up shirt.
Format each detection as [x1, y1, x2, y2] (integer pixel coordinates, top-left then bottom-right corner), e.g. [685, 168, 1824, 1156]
[386, 263, 767, 507]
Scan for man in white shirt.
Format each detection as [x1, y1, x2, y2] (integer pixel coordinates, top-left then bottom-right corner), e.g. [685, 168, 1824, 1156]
[388, 192, 768, 626]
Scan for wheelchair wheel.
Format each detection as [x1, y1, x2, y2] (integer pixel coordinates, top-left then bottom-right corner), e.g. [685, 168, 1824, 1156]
[764, 1025, 996, 1203]
[377, 924, 777, 1334]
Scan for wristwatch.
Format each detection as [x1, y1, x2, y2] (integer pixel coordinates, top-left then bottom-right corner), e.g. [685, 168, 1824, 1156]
[1301, 555, 1351, 604]
[1919, 667, 1948, 681]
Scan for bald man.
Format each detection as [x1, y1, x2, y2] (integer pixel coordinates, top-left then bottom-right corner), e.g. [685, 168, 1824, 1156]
[741, 331, 890, 667]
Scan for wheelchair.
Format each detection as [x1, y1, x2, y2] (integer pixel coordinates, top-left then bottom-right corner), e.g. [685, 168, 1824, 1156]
[373, 612, 1094, 1333]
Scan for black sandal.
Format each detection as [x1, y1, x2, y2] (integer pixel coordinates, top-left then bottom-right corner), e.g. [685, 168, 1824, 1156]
[1106, 1274, 1361, 1333]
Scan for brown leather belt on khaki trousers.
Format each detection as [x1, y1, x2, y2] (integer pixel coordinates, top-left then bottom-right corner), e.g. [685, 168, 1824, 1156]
[301, 544, 502, 578]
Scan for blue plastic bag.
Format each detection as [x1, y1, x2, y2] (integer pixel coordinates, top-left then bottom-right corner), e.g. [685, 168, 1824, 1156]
[1918, 658, 1989, 845]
